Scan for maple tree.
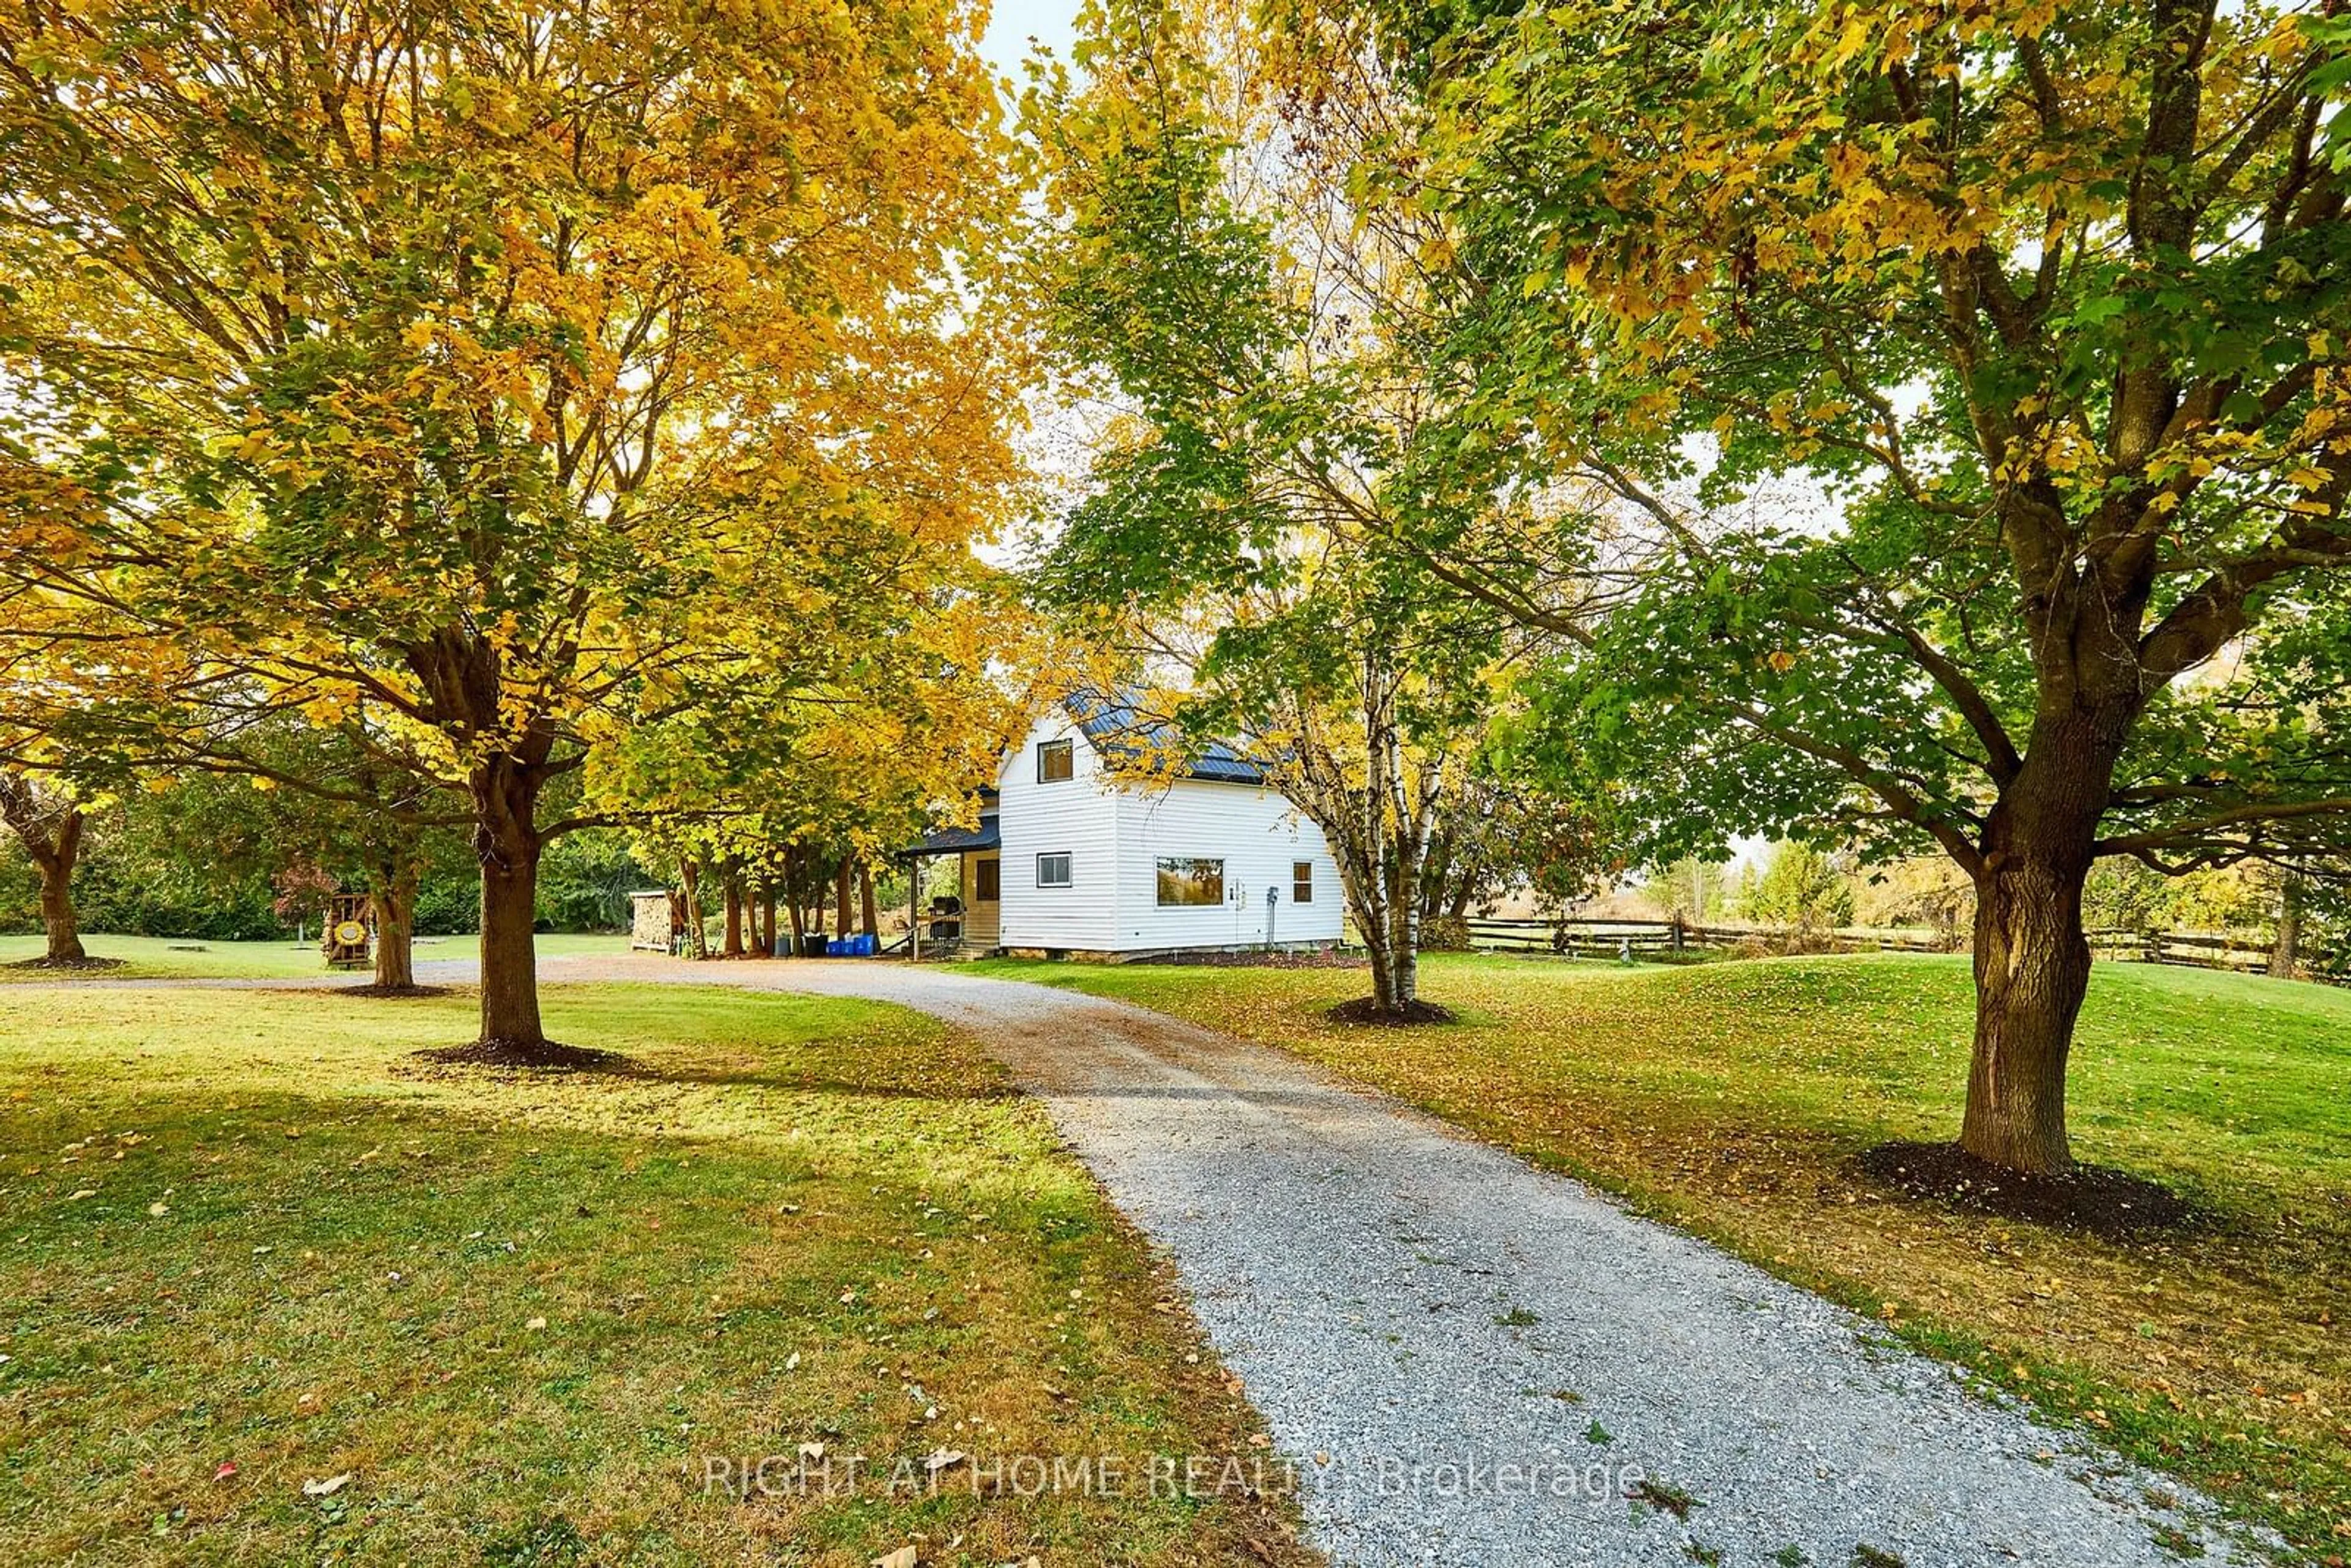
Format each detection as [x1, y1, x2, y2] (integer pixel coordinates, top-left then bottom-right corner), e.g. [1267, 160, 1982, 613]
[0, 0, 1021, 1051]
[125, 713, 467, 988]
[1312, 0, 2351, 1169]
[0, 493, 168, 966]
[596, 577, 1031, 959]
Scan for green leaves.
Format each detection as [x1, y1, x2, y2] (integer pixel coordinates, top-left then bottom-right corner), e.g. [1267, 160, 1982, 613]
[1333, 0, 2351, 893]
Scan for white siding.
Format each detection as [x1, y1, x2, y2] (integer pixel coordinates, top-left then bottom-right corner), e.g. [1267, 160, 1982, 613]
[994, 710, 1123, 950]
[991, 703, 1345, 954]
[1109, 779, 1344, 952]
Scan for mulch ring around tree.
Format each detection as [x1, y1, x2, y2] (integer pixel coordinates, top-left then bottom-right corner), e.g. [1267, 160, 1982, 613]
[5, 954, 126, 972]
[1325, 996, 1460, 1026]
[1854, 1139, 2196, 1238]
[410, 1037, 641, 1074]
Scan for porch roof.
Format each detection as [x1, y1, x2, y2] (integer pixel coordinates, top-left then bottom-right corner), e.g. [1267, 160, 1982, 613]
[897, 812, 1000, 860]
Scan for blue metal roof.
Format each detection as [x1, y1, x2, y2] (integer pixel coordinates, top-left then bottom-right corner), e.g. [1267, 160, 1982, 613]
[1062, 689, 1267, 786]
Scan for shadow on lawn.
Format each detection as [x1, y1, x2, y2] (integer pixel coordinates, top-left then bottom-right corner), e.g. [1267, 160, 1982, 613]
[641, 1062, 1022, 1100]
[395, 1049, 1023, 1103]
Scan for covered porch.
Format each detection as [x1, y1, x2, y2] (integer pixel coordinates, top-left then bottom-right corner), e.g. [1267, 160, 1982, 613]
[893, 809, 1000, 959]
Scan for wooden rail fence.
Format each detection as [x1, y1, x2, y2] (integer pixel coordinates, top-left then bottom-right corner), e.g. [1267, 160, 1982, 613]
[1453, 917, 2303, 976]
[1452, 917, 1958, 958]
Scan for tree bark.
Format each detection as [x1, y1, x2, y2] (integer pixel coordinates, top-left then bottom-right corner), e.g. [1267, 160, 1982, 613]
[678, 859, 707, 959]
[1958, 721, 2117, 1174]
[369, 857, 418, 989]
[760, 880, 779, 957]
[834, 860, 852, 935]
[1, 779, 86, 964]
[1362, 919, 1398, 1011]
[858, 862, 879, 937]
[722, 876, 744, 957]
[1962, 855, 2091, 1172]
[406, 626, 559, 1048]
[2270, 873, 2304, 980]
[35, 819, 85, 964]
[473, 760, 546, 1049]
[784, 849, 807, 950]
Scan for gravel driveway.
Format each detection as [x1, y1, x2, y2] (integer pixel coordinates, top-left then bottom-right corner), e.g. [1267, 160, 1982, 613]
[60, 952, 2255, 1564]
[569, 956, 2250, 1567]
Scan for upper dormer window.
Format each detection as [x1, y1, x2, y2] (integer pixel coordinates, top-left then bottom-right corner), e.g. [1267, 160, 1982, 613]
[1037, 738, 1074, 783]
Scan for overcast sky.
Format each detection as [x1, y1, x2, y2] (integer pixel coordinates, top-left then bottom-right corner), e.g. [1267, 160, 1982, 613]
[979, 0, 1080, 85]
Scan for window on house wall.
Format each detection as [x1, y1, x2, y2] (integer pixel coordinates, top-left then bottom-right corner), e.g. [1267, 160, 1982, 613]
[975, 858, 1000, 902]
[1156, 857, 1224, 907]
[1293, 861, 1314, 904]
[1036, 852, 1072, 888]
[1037, 738, 1074, 782]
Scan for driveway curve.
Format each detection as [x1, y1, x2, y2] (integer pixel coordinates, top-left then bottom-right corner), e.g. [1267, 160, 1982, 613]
[571, 956, 2246, 1567]
[56, 952, 2253, 1565]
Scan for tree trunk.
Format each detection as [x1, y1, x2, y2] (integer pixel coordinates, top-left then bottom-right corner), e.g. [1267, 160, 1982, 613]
[369, 858, 418, 990]
[1385, 894, 1421, 1005]
[1388, 939, 1419, 1006]
[1362, 921, 1398, 1011]
[858, 862, 879, 937]
[1384, 759, 1438, 1010]
[760, 882, 779, 957]
[1958, 729, 2114, 1174]
[36, 817, 86, 964]
[408, 628, 557, 1048]
[1418, 836, 1451, 923]
[785, 849, 807, 950]
[1, 781, 86, 964]
[473, 762, 546, 1049]
[834, 860, 852, 934]
[722, 877, 744, 957]
[1338, 843, 1406, 1013]
[678, 860, 707, 959]
[2270, 874, 2304, 981]
[1382, 871, 1420, 1006]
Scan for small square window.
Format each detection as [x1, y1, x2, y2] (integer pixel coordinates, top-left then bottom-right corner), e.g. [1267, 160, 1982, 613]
[975, 858, 1000, 902]
[1037, 739, 1074, 782]
[1036, 852, 1072, 888]
[1292, 861, 1314, 904]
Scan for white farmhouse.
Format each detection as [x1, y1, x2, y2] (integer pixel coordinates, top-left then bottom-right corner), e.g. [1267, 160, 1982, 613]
[902, 693, 1344, 959]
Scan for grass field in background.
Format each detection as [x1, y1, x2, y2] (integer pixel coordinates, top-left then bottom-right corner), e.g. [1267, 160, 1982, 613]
[0, 931, 632, 982]
[974, 951, 2351, 1558]
[0, 981, 1310, 1566]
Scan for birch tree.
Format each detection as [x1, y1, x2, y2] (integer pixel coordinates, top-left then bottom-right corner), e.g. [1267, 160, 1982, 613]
[1024, 0, 1569, 1016]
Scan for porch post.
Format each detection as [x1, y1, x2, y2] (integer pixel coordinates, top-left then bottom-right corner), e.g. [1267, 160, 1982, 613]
[910, 855, 922, 962]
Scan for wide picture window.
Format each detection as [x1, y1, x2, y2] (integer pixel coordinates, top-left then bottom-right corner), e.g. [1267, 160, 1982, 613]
[1156, 857, 1224, 907]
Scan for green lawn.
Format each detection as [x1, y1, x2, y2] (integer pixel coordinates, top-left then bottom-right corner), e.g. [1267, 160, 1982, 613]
[0, 931, 632, 981]
[0, 982, 1311, 1566]
[972, 951, 2351, 1558]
